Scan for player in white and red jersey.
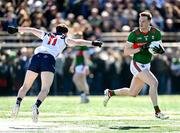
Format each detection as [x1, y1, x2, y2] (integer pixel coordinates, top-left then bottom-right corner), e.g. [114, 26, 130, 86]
[8, 24, 103, 122]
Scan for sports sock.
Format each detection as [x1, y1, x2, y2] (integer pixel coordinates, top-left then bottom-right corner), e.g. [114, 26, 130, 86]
[16, 97, 22, 106]
[109, 90, 115, 96]
[35, 99, 42, 108]
[154, 106, 161, 114]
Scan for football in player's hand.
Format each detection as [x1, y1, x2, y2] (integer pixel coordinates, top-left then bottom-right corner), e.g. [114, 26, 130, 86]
[148, 41, 165, 55]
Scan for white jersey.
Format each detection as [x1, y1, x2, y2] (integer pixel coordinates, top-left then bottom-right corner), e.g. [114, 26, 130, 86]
[34, 31, 68, 58]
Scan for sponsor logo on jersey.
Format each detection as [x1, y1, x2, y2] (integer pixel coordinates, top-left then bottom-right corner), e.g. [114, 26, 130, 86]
[144, 36, 148, 41]
[137, 37, 142, 40]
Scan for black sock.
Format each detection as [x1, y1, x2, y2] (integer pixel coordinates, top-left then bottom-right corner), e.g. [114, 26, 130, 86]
[35, 99, 42, 108]
[154, 106, 161, 114]
[16, 97, 22, 106]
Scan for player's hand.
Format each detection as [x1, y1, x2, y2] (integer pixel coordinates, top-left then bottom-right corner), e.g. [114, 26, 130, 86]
[152, 45, 165, 54]
[140, 43, 149, 52]
[92, 40, 103, 47]
[7, 26, 18, 34]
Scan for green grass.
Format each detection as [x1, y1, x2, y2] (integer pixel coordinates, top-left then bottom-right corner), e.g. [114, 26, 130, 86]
[0, 96, 180, 133]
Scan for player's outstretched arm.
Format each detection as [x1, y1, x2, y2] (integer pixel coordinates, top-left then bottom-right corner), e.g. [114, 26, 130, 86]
[65, 38, 103, 47]
[7, 26, 44, 39]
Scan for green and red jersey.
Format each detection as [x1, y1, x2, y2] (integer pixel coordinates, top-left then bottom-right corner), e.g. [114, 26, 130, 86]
[127, 27, 161, 64]
[75, 46, 88, 66]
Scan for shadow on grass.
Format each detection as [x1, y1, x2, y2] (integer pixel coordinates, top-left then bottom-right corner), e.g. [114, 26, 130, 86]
[10, 127, 46, 130]
[110, 126, 151, 130]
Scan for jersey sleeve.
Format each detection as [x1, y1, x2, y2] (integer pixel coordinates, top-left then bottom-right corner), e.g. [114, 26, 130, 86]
[40, 31, 48, 40]
[64, 37, 70, 46]
[127, 32, 135, 45]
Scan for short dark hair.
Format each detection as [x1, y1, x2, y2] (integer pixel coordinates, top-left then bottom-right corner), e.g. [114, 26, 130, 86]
[56, 24, 68, 34]
[139, 11, 152, 20]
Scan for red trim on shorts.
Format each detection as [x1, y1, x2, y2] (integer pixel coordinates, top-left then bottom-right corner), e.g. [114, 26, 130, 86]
[133, 61, 141, 72]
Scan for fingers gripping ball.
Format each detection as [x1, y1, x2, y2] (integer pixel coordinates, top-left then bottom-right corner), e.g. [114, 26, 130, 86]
[7, 26, 18, 34]
[148, 41, 164, 55]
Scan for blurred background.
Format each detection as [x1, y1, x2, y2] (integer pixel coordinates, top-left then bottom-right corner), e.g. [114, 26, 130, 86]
[0, 0, 179, 96]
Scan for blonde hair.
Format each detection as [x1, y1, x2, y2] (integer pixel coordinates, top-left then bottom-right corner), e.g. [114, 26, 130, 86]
[139, 11, 152, 20]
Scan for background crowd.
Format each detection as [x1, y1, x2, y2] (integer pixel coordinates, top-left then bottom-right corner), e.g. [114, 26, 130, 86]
[0, 0, 179, 34]
[0, 0, 179, 95]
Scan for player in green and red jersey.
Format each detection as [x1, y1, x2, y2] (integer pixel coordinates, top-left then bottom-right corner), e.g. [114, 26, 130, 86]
[70, 33, 90, 103]
[103, 11, 169, 119]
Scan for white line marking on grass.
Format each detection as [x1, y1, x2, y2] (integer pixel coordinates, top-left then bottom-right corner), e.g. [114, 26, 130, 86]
[0, 119, 100, 132]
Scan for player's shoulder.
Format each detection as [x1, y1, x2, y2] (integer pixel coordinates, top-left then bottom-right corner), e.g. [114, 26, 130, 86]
[151, 26, 161, 33]
[130, 27, 140, 35]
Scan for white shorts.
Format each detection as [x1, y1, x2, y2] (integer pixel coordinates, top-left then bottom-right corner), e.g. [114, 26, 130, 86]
[130, 60, 150, 77]
[75, 65, 89, 74]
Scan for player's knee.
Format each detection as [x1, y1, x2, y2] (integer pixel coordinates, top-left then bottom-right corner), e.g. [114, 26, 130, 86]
[21, 84, 29, 91]
[150, 80, 158, 89]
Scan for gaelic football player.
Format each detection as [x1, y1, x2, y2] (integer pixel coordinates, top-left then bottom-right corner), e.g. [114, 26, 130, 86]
[103, 11, 169, 120]
[8, 24, 103, 122]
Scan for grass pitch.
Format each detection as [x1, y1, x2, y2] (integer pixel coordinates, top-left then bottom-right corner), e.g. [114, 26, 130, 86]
[0, 96, 180, 133]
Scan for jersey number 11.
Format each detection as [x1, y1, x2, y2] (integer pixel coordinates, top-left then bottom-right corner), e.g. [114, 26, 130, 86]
[48, 36, 57, 46]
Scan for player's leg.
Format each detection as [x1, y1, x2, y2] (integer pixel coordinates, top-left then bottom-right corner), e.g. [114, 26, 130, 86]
[110, 76, 144, 96]
[12, 70, 38, 118]
[73, 73, 89, 103]
[103, 76, 144, 107]
[73, 73, 83, 91]
[137, 70, 169, 119]
[81, 74, 89, 95]
[17, 70, 39, 99]
[38, 72, 54, 102]
[32, 71, 54, 122]
[80, 73, 90, 103]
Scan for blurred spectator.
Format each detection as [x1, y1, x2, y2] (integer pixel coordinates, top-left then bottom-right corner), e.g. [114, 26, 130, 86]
[164, 18, 176, 32]
[151, 55, 170, 94]
[123, 3, 138, 22]
[16, 1, 31, 27]
[135, 1, 148, 13]
[112, 17, 123, 32]
[152, 10, 164, 30]
[109, 51, 124, 89]
[88, 8, 102, 28]
[53, 54, 64, 95]
[0, 0, 179, 96]
[44, 5, 58, 27]
[117, 7, 128, 25]
[3, 3, 17, 31]
[66, 13, 75, 25]
[101, 11, 112, 32]
[170, 53, 180, 94]
[90, 51, 106, 95]
[49, 13, 65, 32]
[62, 48, 74, 95]
[0, 1, 5, 17]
